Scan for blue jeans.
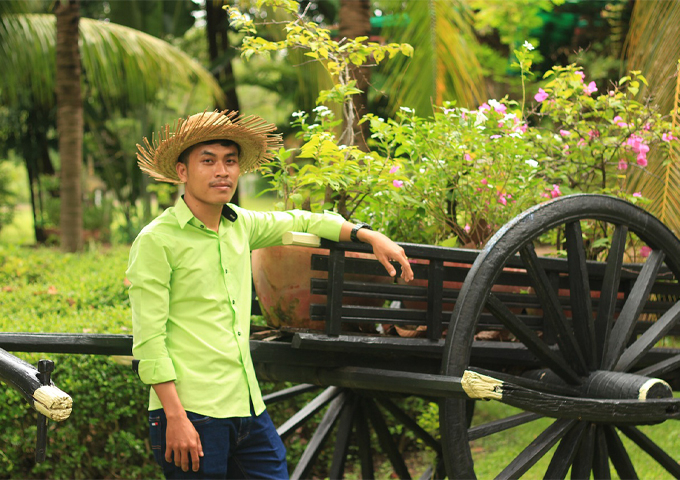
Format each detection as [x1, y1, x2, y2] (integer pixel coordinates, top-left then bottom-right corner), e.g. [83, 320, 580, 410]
[149, 407, 288, 479]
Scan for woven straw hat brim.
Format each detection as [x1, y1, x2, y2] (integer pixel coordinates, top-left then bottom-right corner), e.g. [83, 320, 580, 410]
[136, 110, 282, 184]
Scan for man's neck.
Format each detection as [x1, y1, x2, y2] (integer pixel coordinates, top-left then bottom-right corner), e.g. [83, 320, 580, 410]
[183, 194, 223, 232]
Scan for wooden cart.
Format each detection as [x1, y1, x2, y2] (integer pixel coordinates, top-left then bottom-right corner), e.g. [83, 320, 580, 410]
[2, 194, 679, 479]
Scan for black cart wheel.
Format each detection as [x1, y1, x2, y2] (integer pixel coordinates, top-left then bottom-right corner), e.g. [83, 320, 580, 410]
[263, 384, 446, 479]
[441, 194, 680, 479]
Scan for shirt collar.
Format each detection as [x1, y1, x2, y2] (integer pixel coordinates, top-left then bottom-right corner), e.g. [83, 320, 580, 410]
[175, 196, 238, 229]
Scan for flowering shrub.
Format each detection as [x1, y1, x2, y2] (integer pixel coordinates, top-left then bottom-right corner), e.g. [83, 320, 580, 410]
[355, 104, 545, 246]
[525, 65, 678, 199]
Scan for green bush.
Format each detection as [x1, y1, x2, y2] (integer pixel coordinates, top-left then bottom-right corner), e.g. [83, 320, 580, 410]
[0, 354, 159, 480]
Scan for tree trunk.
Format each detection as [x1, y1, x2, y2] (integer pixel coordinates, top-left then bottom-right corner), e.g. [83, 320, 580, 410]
[55, 0, 83, 252]
[339, 0, 371, 151]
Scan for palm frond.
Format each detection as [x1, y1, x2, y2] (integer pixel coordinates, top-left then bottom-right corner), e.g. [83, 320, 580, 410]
[623, 1, 680, 235]
[376, 0, 486, 115]
[0, 14, 224, 111]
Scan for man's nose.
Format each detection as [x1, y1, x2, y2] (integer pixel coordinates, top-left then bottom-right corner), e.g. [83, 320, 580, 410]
[215, 161, 229, 176]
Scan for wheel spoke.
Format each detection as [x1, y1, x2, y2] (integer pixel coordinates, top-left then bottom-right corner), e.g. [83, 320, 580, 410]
[571, 423, 596, 479]
[364, 398, 412, 480]
[291, 391, 348, 480]
[377, 397, 441, 452]
[277, 386, 342, 441]
[472, 366, 580, 397]
[592, 426, 612, 479]
[615, 299, 680, 372]
[354, 402, 374, 479]
[635, 353, 680, 378]
[544, 421, 587, 480]
[329, 395, 359, 480]
[595, 224, 628, 368]
[495, 418, 577, 480]
[565, 221, 596, 369]
[486, 294, 581, 385]
[468, 411, 543, 441]
[262, 383, 320, 404]
[618, 425, 680, 477]
[520, 244, 588, 375]
[603, 425, 638, 479]
[603, 249, 665, 370]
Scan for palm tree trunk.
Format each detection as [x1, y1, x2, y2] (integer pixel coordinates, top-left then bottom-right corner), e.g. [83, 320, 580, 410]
[55, 0, 83, 252]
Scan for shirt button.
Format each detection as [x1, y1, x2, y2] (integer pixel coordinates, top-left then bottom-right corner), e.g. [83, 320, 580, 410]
[200, 225, 205, 229]
[224, 269, 228, 274]
[232, 300, 235, 304]
[237, 332, 242, 336]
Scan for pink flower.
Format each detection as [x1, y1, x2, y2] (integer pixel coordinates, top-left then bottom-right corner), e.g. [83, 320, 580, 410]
[626, 135, 650, 155]
[389, 165, 400, 174]
[498, 122, 504, 128]
[643, 123, 651, 131]
[534, 88, 549, 103]
[498, 195, 507, 206]
[640, 246, 652, 258]
[633, 192, 642, 197]
[577, 138, 586, 148]
[609, 91, 615, 96]
[662, 133, 676, 142]
[613, 115, 628, 128]
[464, 153, 472, 161]
[464, 224, 471, 233]
[478, 103, 491, 112]
[461, 111, 466, 120]
[588, 129, 600, 139]
[550, 184, 562, 198]
[584, 81, 598, 96]
[637, 154, 648, 167]
[575, 71, 585, 82]
[490, 134, 502, 139]
[618, 159, 628, 170]
[481, 178, 488, 185]
[519, 124, 528, 133]
[559, 129, 570, 137]
[494, 103, 507, 114]
[393, 180, 404, 188]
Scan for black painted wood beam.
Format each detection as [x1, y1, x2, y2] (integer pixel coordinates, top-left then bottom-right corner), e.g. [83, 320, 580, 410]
[485, 294, 581, 385]
[328, 395, 358, 480]
[377, 397, 441, 453]
[467, 411, 542, 441]
[565, 221, 596, 369]
[354, 403, 374, 480]
[618, 425, 680, 477]
[592, 425, 612, 480]
[603, 249, 665, 370]
[520, 243, 588, 375]
[262, 383, 320, 404]
[276, 386, 341, 441]
[543, 420, 586, 479]
[364, 398, 412, 480]
[635, 353, 680, 378]
[615, 300, 680, 372]
[291, 391, 348, 480]
[603, 426, 638, 480]
[595, 225, 628, 368]
[571, 423, 596, 479]
[495, 418, 576, 479]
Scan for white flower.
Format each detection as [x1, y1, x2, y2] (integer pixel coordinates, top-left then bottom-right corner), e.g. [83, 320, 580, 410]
[488, 99, 502, 109]
[313, 105, 329, 113]
[474, 112, 487, 126]
[523, 41, 534, 51]
[509, 132, 521, 138]
[525, 159, 538, 168]
[399, 106, 413, 113]
[291, 111, 305, 118]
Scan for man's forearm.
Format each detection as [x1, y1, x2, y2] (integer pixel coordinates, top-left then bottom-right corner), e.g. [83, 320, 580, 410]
[152, 381, 186, 419]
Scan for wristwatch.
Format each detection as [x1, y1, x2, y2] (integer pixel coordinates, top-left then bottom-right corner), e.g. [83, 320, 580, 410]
[350, 222, 373, 243]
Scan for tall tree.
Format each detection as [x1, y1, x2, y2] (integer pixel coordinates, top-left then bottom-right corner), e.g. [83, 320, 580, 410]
[55, 0, 83, 252]
[206, 0, 240, 112]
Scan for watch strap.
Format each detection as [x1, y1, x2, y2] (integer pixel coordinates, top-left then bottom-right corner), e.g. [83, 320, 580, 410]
[350, 223, 373, 243]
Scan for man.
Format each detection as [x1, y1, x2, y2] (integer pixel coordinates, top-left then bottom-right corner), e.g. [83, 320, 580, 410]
[128, 110, 413, 479]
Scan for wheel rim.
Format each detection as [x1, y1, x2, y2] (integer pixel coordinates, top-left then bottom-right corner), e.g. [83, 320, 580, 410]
[441, 194, 680, 479]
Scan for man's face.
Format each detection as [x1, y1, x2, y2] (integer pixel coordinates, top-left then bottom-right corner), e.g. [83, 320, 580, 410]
[176, 143, 240, 206]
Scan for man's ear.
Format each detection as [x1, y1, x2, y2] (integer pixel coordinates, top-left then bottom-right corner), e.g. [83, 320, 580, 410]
[176, 161, 188, 183]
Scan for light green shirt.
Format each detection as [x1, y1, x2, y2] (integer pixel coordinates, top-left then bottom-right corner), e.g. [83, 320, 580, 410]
[127, 197, 345, 418]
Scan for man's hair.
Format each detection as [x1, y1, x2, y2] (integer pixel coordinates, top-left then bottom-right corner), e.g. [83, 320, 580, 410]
[177, 140, 241, 165]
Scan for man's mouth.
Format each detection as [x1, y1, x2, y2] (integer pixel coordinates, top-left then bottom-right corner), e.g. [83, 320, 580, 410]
[210, 182, 233, 190]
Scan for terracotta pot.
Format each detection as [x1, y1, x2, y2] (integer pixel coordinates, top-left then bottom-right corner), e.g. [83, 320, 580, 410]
[252, 245, 392, 330]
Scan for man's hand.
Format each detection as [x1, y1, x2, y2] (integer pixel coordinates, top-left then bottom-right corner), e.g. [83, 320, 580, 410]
[165, 413, 204, 472]
[360, 230, 414, 282]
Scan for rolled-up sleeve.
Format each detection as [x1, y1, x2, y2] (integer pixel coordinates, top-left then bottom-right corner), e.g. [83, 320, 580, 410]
[127, 232, 176, 385]
[243, 208, 346, 250]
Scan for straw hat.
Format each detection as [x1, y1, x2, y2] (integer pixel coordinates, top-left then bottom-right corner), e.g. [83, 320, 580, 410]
[136, 110, 282, 184]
